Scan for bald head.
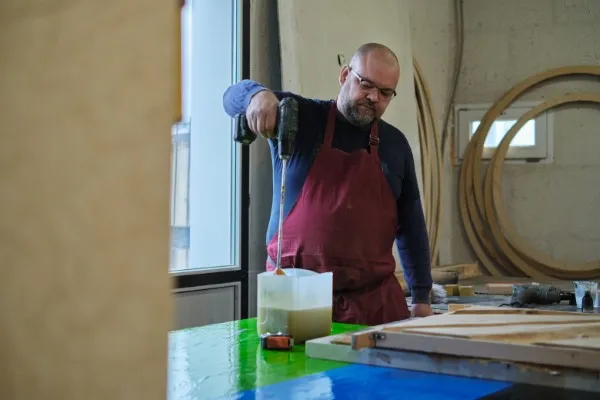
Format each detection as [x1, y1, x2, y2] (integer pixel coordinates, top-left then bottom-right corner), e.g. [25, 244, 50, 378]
[337, 43, 400, 126]
[349, 42, 399, 69]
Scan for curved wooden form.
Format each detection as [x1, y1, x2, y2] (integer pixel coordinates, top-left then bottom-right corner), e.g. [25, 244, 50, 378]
[413, 58, 443, 266]
[458, 65, 600, 279]
[484, 93, 600, 279]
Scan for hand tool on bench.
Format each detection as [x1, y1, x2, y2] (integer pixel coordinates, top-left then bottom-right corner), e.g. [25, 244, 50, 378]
[509, 283, 575, 307]
[233, 97, 299, 276]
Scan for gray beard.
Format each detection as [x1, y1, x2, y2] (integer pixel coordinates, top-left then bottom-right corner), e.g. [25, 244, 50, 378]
[341, 102, 375, 127]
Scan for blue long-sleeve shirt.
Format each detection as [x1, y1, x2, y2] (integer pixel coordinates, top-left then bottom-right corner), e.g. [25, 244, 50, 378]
[223, 80, 432, 303]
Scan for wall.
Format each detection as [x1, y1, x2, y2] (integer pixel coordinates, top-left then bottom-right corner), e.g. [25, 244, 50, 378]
[0, 1, 175, 399]
[409, 0, 600, 269]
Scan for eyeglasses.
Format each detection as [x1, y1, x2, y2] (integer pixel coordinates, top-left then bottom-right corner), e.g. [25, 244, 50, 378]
[348, 67, 397, 99]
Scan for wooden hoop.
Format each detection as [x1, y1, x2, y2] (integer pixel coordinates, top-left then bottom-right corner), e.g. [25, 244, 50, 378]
[413, 58, 443, 266]
[484, 93, 600, 279]
[459, 66, 600, 278]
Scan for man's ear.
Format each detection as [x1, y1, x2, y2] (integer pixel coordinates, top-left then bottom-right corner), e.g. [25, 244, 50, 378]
[339, 65, 350, 86]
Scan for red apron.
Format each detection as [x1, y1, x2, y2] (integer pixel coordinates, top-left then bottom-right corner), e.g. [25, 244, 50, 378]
[266, 102, 410, 326]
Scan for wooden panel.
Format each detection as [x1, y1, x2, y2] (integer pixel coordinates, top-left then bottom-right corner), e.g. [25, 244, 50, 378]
[383, 313, 600, 331]
[1, 1, 176, 399]
[535, 338, 600, 351]
[306, 333, 600, 392]
[346, 307, 600, 372]
[401, 322, 600, 342]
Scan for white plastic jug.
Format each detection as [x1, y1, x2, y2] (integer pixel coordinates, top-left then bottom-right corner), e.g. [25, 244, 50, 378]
[256, 268, 333, 344]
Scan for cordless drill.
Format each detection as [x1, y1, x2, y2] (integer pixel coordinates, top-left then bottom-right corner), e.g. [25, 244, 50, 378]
[233, 96, 299, 159]
[510, 283, 575, 307]
[233, 97, 299, 270]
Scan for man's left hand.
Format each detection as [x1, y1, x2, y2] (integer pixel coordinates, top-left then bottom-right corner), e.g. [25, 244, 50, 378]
[411, 303, 434, 318]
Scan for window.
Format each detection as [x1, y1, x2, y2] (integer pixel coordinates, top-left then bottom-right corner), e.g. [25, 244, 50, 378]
[455, 102, 553, 162]
[170, 0, 244, 273]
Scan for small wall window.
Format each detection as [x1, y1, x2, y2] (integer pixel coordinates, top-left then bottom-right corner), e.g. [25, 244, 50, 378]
[454, 102, 553, 162]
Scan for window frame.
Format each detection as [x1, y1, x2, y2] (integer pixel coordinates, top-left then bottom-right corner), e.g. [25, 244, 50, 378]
[170, 0, 250, 320]
[454, 101, 554, 163]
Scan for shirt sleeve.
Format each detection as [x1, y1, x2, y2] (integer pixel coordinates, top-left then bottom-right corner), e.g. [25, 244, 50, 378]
[395, 145, 433, 304]
[222, 79, 269, 117]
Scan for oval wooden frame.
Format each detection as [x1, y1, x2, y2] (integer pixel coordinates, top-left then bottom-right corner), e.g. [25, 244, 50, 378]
[458, 66, 600, 279]
[413, 58, 443, 265]
[484, 93, 600, 279]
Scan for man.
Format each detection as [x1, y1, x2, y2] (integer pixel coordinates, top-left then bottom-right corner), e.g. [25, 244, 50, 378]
[223, 42, 433, 325]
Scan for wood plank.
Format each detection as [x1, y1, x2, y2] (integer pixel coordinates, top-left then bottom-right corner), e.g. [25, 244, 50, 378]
[433, 262, 481, 280]
[400, 322, 600, 343]
[344, 317, 423, 349]
[484, 283, 515, 295]
[447, 303, 471, 312]
[449, 306, 589, 316]
[460, 276, 576, 293]
[371, 332, 600, 372]
[330, 335, 352, 345]
[431, 270, 459, 285]
[382, 314, 600, 332]
[306, 333, 600, 392]
[534, 338, 600, 352]
[459, 285, 474, 296]
[344, 307, 600, 372]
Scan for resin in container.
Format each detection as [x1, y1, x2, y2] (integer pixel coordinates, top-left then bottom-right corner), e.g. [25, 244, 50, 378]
[257, 268, 333, 344]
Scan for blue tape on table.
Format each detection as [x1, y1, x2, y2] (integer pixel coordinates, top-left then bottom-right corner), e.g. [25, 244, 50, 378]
[229, 364, 511, 399]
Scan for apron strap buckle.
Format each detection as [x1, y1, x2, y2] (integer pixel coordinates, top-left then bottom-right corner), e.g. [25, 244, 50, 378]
[369, 135, 380, 148]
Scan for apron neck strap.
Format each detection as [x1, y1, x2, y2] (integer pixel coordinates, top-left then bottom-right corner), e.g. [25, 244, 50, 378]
[324, 101, 380, 154]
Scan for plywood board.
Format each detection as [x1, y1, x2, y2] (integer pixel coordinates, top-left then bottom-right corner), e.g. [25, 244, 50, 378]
[306, 332, 600, 392]
[534, 338, 600, 352]
[434, 263, 481, 279]
[449, 306, 585, 315]
[483, 283, 515, 295]
[340, 307, 600, 372]
[332, 308, 600, 345]
[382, 314, 600, 331]
[400, 322, 600, 343]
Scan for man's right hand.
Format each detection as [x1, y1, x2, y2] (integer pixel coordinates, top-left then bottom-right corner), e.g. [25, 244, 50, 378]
[246, 90, 279, 139]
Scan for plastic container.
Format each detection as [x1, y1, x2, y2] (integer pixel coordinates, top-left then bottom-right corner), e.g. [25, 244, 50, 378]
[257, 268, 333, 344]
[574, 281, 598, 309]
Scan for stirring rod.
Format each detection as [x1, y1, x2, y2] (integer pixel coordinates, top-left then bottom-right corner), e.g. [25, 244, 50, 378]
[275, 158, 287, 275]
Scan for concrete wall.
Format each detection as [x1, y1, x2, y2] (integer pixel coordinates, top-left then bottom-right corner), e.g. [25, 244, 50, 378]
[409, 0, 600, 268]
[0, 1, 175, 399]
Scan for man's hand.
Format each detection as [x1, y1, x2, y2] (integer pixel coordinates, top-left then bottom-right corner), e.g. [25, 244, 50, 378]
[411, 303, 433, 318]
[246, 90, 279, 139]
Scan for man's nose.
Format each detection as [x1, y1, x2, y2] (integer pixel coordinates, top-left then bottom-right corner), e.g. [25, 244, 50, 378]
[366, 89, 380, 103]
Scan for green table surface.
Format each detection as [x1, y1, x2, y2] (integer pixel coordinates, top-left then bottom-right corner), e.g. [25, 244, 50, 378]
[167, 318, 363, 399]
